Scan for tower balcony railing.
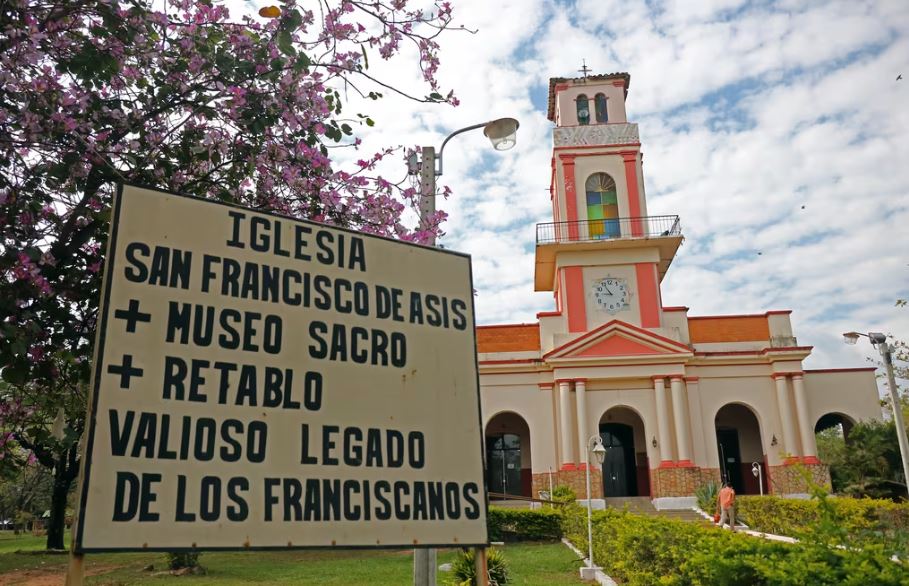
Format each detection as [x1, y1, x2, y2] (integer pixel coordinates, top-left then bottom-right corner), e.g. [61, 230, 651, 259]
[536, 215, 681, 245]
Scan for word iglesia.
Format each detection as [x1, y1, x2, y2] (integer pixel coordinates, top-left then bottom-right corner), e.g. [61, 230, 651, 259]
[76, 186, 486, 551]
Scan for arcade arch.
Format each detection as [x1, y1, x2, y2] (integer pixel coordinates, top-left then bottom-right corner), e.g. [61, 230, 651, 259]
[484, 411, 532, 498]
[815, 412, 855, 439]
[814, 412, 857, 493]
[714, 403, 767, 495]
[599, 406, 650, 497]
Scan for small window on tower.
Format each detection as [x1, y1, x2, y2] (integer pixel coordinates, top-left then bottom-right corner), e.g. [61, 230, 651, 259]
[595, 93, 608, 123]
[576, 94, 590, 125]
[585, 172, 620, 238]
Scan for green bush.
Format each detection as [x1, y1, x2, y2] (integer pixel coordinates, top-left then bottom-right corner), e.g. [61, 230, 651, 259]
[487, 507, 562, 542]
[558, 504, 909, 585]
[737, 494, 909, 555]
[695, 481, 719, 513]
[449, 547, 509, 585]
[165, 551, 201, 570]
[550, 484, 576, 503]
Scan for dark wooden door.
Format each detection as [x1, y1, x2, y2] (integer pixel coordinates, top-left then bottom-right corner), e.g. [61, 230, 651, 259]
[716, 428, 744, 494]
[600, 424, 636, 497]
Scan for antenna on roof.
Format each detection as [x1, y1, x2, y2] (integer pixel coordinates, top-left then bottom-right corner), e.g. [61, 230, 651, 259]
[578, 59, 591, 79]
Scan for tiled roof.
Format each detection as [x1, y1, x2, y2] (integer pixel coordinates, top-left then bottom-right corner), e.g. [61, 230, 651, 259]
[547, 72, 631, 121]
[476, 323, 540, 353]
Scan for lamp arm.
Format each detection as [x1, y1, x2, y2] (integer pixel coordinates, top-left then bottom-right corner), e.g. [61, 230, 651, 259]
[435, 121, 489, 176]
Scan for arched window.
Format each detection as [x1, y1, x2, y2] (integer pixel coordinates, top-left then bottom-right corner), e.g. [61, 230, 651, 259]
[595, 93, 608, 123]
[585, 173, 620, 238]
[576, 94, 590, 125]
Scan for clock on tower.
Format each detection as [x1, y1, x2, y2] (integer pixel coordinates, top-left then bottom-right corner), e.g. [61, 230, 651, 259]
[593, 276, 629, 315]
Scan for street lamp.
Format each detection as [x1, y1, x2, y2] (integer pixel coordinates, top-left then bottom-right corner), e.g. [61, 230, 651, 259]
[409, 118, 518, 586]
[751, 462, 763, 496]
[410, 118, 520, 246]
[843, 331, 909, 495]
[582, 435, 607, 579]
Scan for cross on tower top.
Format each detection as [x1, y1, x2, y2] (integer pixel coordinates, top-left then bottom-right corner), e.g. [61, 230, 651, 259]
[578, 59, 591, 78]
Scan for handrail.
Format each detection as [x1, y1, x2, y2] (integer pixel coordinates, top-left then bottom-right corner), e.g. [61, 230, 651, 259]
[487, 491, 568, 506]
[536, 215, 681, 245]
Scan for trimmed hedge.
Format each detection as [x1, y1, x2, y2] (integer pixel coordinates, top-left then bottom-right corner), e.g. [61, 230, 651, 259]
[487, 507, 562, 542]
[560, 505, 909, 585]
[737, 495, 909, 553]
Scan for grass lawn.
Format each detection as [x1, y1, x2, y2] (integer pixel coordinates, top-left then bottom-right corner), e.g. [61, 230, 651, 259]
[0, 532, 592, 585]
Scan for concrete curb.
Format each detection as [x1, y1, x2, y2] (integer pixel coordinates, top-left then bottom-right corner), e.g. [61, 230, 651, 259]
[692, 506, 798, 543]
[560, 538, 617, 586]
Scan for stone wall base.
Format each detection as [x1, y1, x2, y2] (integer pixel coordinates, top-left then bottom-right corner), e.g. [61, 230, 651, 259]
[532, 467, 603, 499]
[768, 462, 831, 495]
[530, 463, 831, 500]
[650, 465, 707, 498]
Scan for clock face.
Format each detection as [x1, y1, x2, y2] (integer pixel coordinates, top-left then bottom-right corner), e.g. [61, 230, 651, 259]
[593, 277, 630, 314]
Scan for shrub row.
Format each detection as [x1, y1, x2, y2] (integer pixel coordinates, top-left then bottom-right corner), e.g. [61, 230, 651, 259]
[736, 495, 909, 551]
[560, 505, 909, 586]
[487, 507, 562, 542]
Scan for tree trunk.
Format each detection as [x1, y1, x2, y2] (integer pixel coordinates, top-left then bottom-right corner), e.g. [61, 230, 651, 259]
[46, 448, 77, 550]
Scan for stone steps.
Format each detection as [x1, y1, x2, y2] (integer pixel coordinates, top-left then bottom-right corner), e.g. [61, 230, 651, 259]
[603, 497, 709, 524]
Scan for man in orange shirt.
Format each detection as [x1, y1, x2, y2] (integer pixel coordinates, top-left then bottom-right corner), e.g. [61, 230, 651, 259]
[716, 482, 736, 532]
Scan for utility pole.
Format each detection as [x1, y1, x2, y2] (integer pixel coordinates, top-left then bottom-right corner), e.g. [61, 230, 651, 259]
[881, 341, 909, 494]
[410, 118, 519, 586]
[844, 331, 909, 496]
[413, 145, 438, 586]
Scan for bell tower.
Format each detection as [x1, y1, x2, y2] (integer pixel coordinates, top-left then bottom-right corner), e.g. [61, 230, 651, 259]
[534, 72, 683, 347]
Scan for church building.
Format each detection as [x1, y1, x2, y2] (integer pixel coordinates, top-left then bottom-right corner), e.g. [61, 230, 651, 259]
[477, 72, 881, 506]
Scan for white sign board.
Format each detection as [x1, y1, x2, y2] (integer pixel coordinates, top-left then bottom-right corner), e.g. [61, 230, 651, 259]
[75, 184, 487, 552]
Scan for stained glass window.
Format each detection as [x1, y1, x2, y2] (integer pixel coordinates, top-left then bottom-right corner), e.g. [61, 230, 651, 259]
[576, 94, 590, 125]
[595, 93, 608, 123]
[585, 173, 621, 238]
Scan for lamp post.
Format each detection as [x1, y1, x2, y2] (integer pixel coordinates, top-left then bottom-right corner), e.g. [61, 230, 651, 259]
[751, 462, 763, 496]
[409, 117, 519, 586]
[409, 117, 520, 246]
[582, 435, 607, 580]
[843, 331, 909, 495]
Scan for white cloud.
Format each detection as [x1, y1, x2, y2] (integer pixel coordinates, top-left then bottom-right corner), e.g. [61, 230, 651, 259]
[233, 0, 909, 374]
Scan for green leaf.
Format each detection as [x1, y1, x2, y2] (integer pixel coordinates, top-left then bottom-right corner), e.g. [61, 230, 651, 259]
[283, 8, 303, 31]
[365, 118, 375, 127]
[277, 30, 296, 56]
[361, 45, 369, 69]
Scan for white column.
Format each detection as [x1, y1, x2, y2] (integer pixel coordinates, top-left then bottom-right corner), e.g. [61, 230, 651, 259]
[670, 376, 692, 464]
[684, 376, 708, 466]
[774, 374, 799, 459]
[792, 374, 817, 462]
[653, 377, 673, 464]
[558, 380, 573, 466]
[575, 379, 588, 468]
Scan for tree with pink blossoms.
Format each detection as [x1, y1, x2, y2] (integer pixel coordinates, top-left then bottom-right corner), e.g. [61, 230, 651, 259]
[0, 0, 457, 550]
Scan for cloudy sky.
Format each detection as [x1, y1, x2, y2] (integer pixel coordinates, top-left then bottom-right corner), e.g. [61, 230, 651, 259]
[243, 0, 909, 372]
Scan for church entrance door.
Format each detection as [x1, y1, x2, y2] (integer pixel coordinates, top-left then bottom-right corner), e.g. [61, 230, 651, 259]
[600, 423, 636, 497]
[486, 433, 522, 497]
[716, 428, 744, 493]
[715, 403, 766, 494]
